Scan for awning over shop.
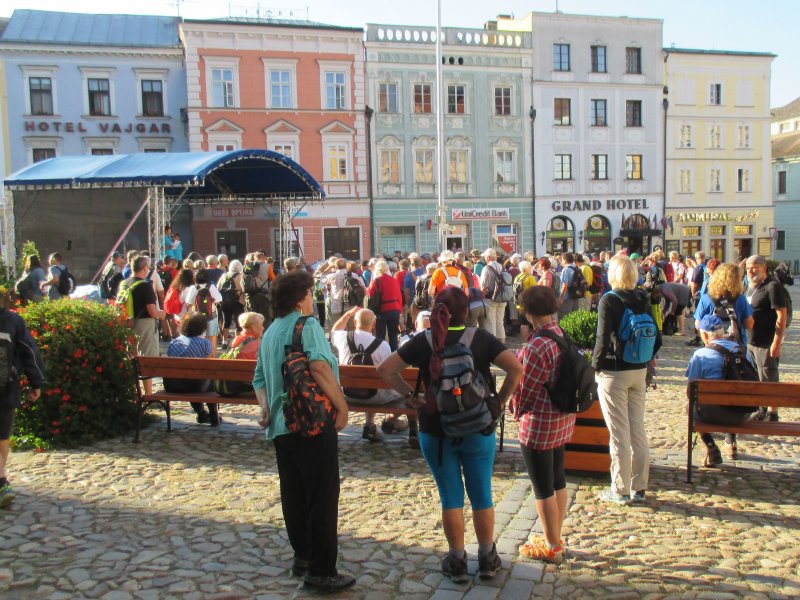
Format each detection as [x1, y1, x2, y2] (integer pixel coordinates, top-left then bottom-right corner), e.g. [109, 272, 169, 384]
[4, 149, 324, 201]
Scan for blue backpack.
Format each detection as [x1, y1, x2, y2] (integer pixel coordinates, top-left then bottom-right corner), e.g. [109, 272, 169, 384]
[610, 291, 657, 363]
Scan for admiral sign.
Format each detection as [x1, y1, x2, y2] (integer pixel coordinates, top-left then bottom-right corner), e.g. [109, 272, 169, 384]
[452, 208, 510, 220]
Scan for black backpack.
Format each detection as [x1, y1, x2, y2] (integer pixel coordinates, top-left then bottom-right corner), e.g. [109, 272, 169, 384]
[535, 328, 598, 413]
[341, 331, 383, 400]
[219, 273, 240, 304]
[588, 264, 605, 294]
[0, 331, 18, 394]
[566, 265, 588, 300]
[243, 263, 266, 295]
[413, 274, 432, 310]
[56, 265, 76, 296]
[712, 296, 741, 343]
[100, 268, 124, 300]
[343, 275, 366, 308]
[709, 343, 759, 413]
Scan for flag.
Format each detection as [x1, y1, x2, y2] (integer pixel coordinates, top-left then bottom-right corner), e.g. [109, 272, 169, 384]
[621, 213, 626, 229]
[652, 214, 658, 230]
[667, 216, 674, 234]
[660, 216, 668, 230]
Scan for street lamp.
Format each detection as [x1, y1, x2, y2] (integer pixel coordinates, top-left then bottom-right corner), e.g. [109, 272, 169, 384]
[529, 106, 537, 255]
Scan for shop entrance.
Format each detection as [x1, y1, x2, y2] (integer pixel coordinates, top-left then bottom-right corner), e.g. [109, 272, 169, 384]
[733, 237, 753, 262]
[620, 214, 657, 256]
[681, 239, 701, 257]
[546, 216, 574, 255]
[444, 224, 468, 253]
[583, 215, 611, 253]
[216, 230, 247, 262]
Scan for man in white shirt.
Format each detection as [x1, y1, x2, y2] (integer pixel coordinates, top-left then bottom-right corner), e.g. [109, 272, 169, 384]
[478, 248, 506, 343]
[331, 306, 402, 443]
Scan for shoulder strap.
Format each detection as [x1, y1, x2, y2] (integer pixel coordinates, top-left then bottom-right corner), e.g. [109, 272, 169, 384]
[365, 335, 383, 356]
[347, 329, 359, 354]
[291, 315, 309, 352]
[458, 327, 477, 348]
[535, 327, 567, 350]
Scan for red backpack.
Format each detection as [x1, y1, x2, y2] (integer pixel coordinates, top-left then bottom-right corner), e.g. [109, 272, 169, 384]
[164, 287, 182, 315]
[193, 285, 216, 321]
[281, 316, 337, 437]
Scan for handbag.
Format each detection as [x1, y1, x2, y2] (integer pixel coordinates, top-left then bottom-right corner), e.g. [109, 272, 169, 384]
[367, 277, 383, 314]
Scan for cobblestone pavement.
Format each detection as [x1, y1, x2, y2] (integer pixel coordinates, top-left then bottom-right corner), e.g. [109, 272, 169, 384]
[1, 288, 799, 599]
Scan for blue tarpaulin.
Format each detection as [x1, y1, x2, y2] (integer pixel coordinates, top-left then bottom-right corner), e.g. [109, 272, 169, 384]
[4, 149, 324, 200]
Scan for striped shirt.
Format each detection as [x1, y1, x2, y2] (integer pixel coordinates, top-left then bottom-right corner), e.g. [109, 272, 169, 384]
[166, 335, 211, 358]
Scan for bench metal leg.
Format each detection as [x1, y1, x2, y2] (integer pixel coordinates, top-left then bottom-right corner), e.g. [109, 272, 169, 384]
[687, 402, 694, 484]
[133, 402, 144, 443]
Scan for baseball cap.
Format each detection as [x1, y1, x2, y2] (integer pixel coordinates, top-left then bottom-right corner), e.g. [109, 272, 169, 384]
[630, 252, 640, 260]
[111, 251, 123, 259]
[698, 315, 723, 333]
[470, 248, 481, 257]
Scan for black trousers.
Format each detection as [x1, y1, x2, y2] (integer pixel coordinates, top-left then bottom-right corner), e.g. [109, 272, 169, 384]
[273, 427, 340, 577]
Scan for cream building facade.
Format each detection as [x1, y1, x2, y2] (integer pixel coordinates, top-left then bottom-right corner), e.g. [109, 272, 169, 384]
[664, 49, 775, 262]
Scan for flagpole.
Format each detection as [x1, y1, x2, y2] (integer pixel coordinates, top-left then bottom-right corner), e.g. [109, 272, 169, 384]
[435, 0, 446, 251]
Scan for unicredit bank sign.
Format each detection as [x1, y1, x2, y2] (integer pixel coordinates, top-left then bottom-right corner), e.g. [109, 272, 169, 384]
[452, 208, 510, 220]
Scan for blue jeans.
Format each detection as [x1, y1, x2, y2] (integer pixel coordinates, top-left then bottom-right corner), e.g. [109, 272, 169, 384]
[377, 309, 400, 350]
[419, 431, 496, 510]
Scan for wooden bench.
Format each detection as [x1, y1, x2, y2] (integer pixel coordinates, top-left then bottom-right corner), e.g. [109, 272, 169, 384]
[687, 379, 800, 483]
[135, 357, 497, 442]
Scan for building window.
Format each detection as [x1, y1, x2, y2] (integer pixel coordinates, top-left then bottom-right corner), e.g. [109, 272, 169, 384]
[679, 169, 692, 193]
[709, 168, 722, 192]
[777, 230, 786, 251]
[325, 71, 347, 109]
[88, 78, 111, 116]
[591, 45, 607, 73]
[626, 155, 642, 180]
[626, 100, 642, 127]
[495, 150, 514, 182]
[379, 149, 400, 184]
[29, 77, 53, 115]
[553, 43, 570, 71]
[272, 144, 295, 159]
[625, 47, 642, 74]
[91, 148, 114, 156]
[448, 150, 468, 183]
[737, 169, 749, 192]
[680, 124, 693, 148]
[554, 98, 571, 125]
[32, 148, 56, 163]
[379, 83, 398, 113]
[141, 80, 164, 117]
[415, 149, 434, 183]
[211, 68, 235, 107]
[326, 144, 348, 180]
[709, 125, 722, 149]
[447, 84, 466, 114]
[709, 83, 722, 105]
[494, 86, 511, 116]
[413, 83, 432, 114]
[591, 154, 607, 180]
[270, 70, 293, 108]
[324, 227, 360, 260]
[554, 154, 572, 180]
[737, 125, 751, 148]
[778, 171, 787, 194]
[590, 99, 607, 126]
[216, 144, 236, 151]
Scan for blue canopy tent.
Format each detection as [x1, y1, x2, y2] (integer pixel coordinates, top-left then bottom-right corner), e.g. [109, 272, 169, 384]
[3, 150, 324, 279]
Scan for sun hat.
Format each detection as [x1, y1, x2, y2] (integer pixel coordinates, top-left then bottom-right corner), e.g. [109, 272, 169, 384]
[698, 314, 723, 333]
[438, 250, 456, 263]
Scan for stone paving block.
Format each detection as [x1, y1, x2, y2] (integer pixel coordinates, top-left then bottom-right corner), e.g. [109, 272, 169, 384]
[430, 589, 466, 600]
[494, 500, 520, 515]
[463, 584, 500, 600]
[499, 579, 535, 600]
[509, 562, 544, 581]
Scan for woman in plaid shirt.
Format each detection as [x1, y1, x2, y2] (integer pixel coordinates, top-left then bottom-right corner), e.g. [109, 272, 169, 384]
[510, 285, 576, 565]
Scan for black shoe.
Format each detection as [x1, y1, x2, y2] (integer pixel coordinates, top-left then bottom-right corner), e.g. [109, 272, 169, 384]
[752, 407, 768, 421]
[441, 553, 469, 583]
[408, 432, 420, 450]
[381, 417, 395, 433]
[704, 444, 723, 467]
[196, 411, 211, 424]
[685, 337, 702, 347]
[362, 424, 381, 443]
[478, 543, 501, 579]
[209, 413, 222, 427]
[303, 573, 356, 593]
[291, 557, 309, 577]
[767, 411, 779, 422]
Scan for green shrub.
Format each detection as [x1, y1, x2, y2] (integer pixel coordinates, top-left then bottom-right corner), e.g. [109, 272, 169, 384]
[17, 299, 138, 446]
[559, 309, 598, 349]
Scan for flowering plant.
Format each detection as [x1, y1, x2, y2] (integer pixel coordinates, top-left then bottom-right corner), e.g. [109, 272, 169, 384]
[17, 299, 138, 445]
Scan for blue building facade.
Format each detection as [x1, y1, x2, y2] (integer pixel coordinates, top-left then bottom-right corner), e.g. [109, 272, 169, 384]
[1, 10, 188, 173]
[772, 97, 800, 269]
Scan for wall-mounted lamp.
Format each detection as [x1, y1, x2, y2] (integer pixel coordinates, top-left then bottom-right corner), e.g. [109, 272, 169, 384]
[540, 231, 546, 246]
[578, 230, 584, 243]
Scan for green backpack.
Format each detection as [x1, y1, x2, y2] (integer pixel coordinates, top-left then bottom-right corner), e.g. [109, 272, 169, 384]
[115, 279, 146, 320]
[213, 337, 257, 397]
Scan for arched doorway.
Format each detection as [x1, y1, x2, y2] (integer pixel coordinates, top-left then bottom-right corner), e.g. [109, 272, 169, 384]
[583, 215, 611, 253]
[546, 216, 574, 255]
[620, 213, 658, 255]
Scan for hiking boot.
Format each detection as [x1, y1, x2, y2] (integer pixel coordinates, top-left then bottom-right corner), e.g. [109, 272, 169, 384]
[441, 553, 469, 583]
[196, 411, 211, 424]
[752, 407, 768, 421]
[303, 573, 356, 593]
[209, 413, 222, 427]
[0, 483, 15, 509]
[478, 543, 502, 579]
[685, 337, 702, 347]
[361, 424, 381, 443]
[597, 488, 631, 505]
[723, 442, 738, 460]
[767, 411, 779, 422]
[631, 490, 647, 503]
[704, 444, 723, 467]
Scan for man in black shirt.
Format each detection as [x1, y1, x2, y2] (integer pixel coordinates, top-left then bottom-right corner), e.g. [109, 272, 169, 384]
[686, 251, 707, 347]
[745, 255, 789, 421]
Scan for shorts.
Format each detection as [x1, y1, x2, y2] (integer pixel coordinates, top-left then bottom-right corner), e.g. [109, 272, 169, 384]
[133, 318, 160, 357]
[205, 316, 220, 337]
[0, 404, 15, 440]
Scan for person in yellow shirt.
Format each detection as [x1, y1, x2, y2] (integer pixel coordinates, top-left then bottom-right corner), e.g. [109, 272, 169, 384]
[513, 261, 538, 339]
[575, 254, 593, 311]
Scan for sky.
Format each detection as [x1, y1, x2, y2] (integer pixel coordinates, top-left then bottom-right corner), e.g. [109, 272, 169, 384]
[2, 0, 797, 108]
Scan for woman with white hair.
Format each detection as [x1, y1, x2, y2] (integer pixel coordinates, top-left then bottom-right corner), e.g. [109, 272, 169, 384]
[218, 259, 245, 348]
[367, 259, 403, 350]
[592, 255, 662, 504]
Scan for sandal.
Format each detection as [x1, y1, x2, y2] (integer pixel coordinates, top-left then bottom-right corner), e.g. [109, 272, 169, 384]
[519, 541, 564, 565]
[703, 445, 723, 467]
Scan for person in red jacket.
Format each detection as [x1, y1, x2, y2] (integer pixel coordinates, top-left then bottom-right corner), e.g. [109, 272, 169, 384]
[368, 259, 403, 350]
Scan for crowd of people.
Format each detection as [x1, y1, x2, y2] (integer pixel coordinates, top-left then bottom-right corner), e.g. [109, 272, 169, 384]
[1, 232, 794, 593]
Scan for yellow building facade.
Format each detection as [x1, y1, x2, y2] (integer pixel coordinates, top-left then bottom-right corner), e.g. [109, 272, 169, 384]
[664, 49, 774, 262]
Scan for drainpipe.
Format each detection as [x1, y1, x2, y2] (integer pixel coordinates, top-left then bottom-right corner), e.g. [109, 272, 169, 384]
[365, 105, 375, 255]
[529, 106, 537, 254]
[662, 90, 669, 247]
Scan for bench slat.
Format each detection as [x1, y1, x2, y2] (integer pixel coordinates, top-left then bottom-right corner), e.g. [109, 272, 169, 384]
[691, 380, 800, 405]
[142, 392, 259, 406]
[694, 394, 767, 408]
[694, 421, 800, 436]
[571, 426, 610, 446]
